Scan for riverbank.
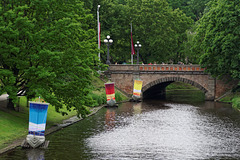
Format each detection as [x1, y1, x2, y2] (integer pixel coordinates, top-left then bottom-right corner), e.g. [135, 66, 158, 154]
[0, 105, 104, 155]
[1, 79, 238, 155]
[0, 76, 129, 154]
[219, 91, 240, 110]
[168, 82, 240, 110]
[0, 95, 78, 152]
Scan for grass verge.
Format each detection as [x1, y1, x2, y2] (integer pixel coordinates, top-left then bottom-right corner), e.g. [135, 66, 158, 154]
[232, 97, 240, 110]
[0, 96, 77, 150]
[0, 76, 128, 150]
[219, 91, 240, 111]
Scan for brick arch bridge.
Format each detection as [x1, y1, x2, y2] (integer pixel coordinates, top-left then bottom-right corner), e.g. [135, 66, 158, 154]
[105, 64, 238, 100]
[142, 76, 208, 99]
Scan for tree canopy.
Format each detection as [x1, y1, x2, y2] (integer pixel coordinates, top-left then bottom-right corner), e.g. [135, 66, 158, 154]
[193, 0, 240, 80]
[0, 0, 99, 117]
[167, 0, 211, 21]
[94, 0, 193, 64]
[1, 0, 239, 115]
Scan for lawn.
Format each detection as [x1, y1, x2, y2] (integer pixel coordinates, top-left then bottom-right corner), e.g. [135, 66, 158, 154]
[0, 96, 77, 149]
[0, 76, 128, 150]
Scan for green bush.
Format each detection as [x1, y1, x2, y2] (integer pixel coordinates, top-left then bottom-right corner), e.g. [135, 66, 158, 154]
[98, 93, 107, 105]
[232, 97, 240, 110]
[89, 92, 106, 107]
[115, 92, 123, 102]
[89, 91, 127, 107]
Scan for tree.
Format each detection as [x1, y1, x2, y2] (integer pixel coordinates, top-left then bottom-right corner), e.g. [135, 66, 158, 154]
[96, 0, 131, 64]
[167, 0, 211, 21]
[193, 0, 240, 81]
[0, 0, 99, 117]
[188, 0, 211, 21]
[126, 0, 193, 63]
[95, 0, 192, 64]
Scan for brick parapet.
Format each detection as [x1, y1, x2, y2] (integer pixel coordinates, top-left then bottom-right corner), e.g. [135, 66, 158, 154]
[109, 64, 205, 72]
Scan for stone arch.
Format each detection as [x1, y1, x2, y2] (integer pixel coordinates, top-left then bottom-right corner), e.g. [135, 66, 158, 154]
[142, 77, 208, 94]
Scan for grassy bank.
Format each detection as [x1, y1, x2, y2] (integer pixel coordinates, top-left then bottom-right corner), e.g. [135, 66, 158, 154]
[168, 82, 240, 111]
[166, 81, 198, 91]
[232, 97, 240, 110]
[0, 76, 128, 150]
[0, 96, 77, 150]
[220, 92, 240, 110]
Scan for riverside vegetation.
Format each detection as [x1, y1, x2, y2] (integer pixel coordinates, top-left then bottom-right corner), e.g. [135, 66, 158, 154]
[168, 82, 240, 111]
[220, 91, 240, 111]
[1, 0, 239, 134]
[1, 0, 239, 153]
[1, 79, 239, 152]
[0, 76, 128, 151]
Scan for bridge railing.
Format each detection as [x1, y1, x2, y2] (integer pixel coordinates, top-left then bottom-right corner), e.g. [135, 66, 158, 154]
[109, 64, 205, 72]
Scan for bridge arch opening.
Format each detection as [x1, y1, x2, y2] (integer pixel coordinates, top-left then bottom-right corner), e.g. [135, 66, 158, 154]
[142, 77, 208, 99]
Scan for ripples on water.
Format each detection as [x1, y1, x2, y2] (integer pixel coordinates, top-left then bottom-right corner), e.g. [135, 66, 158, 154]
[87, 102, 240, 160]
[1, 91, 240, 160]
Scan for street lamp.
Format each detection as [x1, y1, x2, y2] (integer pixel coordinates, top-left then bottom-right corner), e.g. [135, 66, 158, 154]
[104, 35, 113, 65]
[134, 41, 141, 64]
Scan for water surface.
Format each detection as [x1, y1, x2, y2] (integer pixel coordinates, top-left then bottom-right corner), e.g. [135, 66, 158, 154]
[1, 90, 240, 160]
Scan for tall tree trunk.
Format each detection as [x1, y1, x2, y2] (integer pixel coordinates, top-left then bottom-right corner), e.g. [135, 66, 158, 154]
[7, 98, 15, 110]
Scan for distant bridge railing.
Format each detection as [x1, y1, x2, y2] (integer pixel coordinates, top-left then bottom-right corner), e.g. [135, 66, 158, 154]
[108, 64, 205, 74]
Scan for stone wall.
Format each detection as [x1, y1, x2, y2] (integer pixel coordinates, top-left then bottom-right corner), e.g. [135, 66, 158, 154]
[215, 76, 239, 98]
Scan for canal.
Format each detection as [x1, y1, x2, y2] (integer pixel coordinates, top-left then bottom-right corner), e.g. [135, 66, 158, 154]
[1, 90, 240, 159]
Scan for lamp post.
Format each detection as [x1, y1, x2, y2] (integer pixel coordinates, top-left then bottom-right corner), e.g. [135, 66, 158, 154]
[97, 5, 100, 61]
[134, 41, 141, 64]
[104, 35, 113, 65]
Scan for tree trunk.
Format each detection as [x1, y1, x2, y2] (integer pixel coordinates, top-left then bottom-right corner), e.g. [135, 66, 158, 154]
[7, 98, 15, 111]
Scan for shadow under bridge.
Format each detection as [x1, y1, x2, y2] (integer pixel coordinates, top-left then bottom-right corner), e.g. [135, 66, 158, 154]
[142, 81, 174, 99]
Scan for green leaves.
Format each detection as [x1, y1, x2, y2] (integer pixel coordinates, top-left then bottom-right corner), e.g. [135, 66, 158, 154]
[95, 0, 192, 64]
[0, 0, 99, 116]
[194, 0, 240, 80]
[168, 0, 211, 21]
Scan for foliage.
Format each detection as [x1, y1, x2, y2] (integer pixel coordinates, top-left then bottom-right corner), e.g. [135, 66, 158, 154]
[232, 97, 240, 110]
[0, 0, 101, 117]
[167, 0, 211, 21]
[88, 92, 106, 107]
[0, 75, 129, 149]
[115, 91, 126, 102]
[127, 0, 193, 64]
[89, 91, 128, 107]
[220, 91, 240, 103]
[89, 0, 192, 64]
[0, 96, 77, 149]
[193, 0, 240, 80]
[89, 74, 128, 107]
[166, 81, 197, 90]
[179, 29, 198, 64]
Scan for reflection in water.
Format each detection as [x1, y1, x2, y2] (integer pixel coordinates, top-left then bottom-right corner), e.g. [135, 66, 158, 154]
[105, 108, 116, 130]
[87, 102, 240, 159]
[1, 90, 240, 160]
[166, 90, 205, 103]
[133, 102, 142, 115]
[26, 149, 45, 160]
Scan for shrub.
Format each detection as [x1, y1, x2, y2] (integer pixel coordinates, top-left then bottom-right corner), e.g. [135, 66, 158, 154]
[89, 92, 106, 107]
[115, 92, 123, 102]
[232, 97, 240, 110]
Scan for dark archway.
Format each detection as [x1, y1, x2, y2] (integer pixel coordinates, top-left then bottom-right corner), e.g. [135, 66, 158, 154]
[142, 77, 208, 99]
